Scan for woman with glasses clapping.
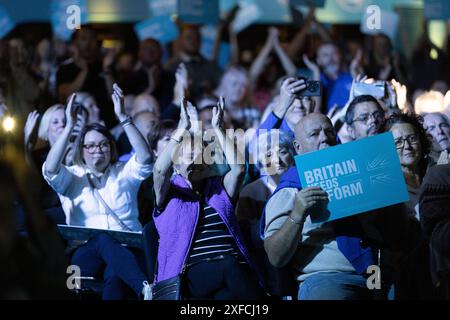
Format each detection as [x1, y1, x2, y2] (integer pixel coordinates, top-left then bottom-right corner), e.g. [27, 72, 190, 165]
[42, 84, 153, 300]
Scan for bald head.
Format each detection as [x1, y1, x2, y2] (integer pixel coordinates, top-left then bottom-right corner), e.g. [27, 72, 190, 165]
[132, 93, 160, 117]
[294, 113, 337, 155]
[133, 111, 159, 143]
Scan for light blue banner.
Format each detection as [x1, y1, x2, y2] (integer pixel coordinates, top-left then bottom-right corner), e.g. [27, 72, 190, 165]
[148, 0, 177, 17]
[0, 5, 15, 39]
[295, 132, 409, 223]
[290, 0, 325, 8]
[425, 0, 450, 20]
[200, 24, 230, 69]
[232, 0, 293, 33]
[50, 0, 88, 40]
[253, 0, 292, 24]
[134, 15, 179, 43]
[178, 0, 220, 24]
[220, 0, 239, 16]
[231, 0, 262, 33]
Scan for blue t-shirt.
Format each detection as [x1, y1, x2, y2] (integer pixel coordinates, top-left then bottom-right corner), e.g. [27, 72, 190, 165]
[321, 72, 353, 113]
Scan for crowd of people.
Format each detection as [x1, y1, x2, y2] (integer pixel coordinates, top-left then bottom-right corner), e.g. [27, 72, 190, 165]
[1, 7, 450, 300]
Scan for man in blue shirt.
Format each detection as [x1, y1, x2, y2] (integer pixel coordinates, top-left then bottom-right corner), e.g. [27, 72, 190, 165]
[316, 42, 353, 113]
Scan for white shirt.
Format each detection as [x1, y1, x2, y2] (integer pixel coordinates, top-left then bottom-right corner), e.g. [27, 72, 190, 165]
[43, 154, 152, 231]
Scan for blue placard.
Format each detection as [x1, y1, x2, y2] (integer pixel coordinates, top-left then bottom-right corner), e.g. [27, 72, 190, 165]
[295, 132, 409, 223]
[0, 5, 15, 39]
[424, 0, 450, 20]
[254, 0, 292, 24]
[50, 0, 88, 41]
[134, 16, 180, 44]
[200, 24, 230, 69]
[290, 0, 326, 8]
[148, 0, 177, 17]
[220, 0, 239, 15]
[178, 0, 220, 24]
[232, 0, 262, 33]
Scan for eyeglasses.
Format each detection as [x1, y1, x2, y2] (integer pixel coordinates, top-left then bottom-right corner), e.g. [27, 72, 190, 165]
[83, 141, 110, 153]
[394, 134, 420, 149]
[352, 111, 384, 124]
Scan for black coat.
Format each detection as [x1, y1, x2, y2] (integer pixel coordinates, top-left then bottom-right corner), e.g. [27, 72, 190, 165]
[419, 164, 450, 298]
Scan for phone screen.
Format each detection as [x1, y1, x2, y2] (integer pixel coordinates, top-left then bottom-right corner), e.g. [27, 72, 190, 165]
[354, 82, 385, 99]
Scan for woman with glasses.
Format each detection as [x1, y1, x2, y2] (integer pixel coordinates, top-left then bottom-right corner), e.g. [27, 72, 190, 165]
[42, 84, 153, 300]
[384, 113, 435, 299]
[385, 113, 430, 212]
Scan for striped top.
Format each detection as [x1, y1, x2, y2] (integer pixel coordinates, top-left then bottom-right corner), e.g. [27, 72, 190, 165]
[187, 202, 241, 266]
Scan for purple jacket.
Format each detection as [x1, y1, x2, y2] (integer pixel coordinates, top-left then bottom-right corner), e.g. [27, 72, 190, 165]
[153, 175, 263, 284]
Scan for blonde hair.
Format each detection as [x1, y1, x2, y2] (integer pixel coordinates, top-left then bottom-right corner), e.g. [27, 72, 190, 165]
[414, 90, 445, 115]
[38, 104, 65, 141]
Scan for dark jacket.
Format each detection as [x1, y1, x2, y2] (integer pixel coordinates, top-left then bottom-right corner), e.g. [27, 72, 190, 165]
[419, 164, 450, 298]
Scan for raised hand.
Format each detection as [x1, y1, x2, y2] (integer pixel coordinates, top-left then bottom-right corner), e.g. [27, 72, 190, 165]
[349, 74, 368, 102]
[270, 27, 280, 47]
[176, 63, 188, 83]
[303, 54, 319, 71]
[103, 47, 119, 72]
[112, 83, 127, 122]
[384, 81, 397, 110]
[146, 64, 159, 94]
[391, 79, 408, 111]
[262, 27, 277, 50]
[350, 49, 364, 78]
[303, 54, 320, 80]
[305, 6, 316, 24]
[65, 93, 77, 129]
[173, 63, 189, 103]
[24, 110, 40, 145]
[185, 100, 199, 133]
[212, 96, 225, 130]
[177, 97, 190, 131]
[275, 77, 306, 119]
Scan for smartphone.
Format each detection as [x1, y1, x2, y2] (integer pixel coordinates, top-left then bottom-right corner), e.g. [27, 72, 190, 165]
[295, 78, 322, 97]
[354, 82, 385, 99]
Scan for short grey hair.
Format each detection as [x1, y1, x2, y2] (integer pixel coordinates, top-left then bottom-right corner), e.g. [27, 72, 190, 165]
[255, 129, 295, 166]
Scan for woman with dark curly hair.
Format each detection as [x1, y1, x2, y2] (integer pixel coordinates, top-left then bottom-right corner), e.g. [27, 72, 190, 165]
[384, 113, 436, 299]
[384, 113, 431, 214]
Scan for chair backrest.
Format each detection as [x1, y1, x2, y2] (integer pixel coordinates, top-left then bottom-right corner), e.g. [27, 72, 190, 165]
[142, 220, 159, 283]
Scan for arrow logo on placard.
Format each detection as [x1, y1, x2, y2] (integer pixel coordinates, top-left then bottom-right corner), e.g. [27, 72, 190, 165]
[367, 154, 390, 171]
[370, 173, 395, 185]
